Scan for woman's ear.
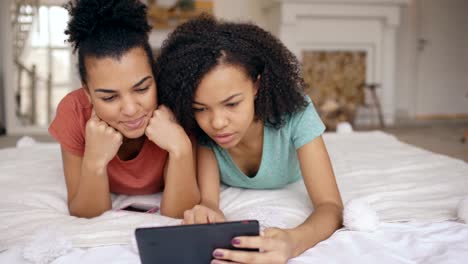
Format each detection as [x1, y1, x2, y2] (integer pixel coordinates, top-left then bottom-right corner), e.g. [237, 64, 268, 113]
[254, 75, 261, 96]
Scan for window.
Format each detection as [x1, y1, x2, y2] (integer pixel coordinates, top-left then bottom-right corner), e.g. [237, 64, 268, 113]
[21, 5, 72, 126]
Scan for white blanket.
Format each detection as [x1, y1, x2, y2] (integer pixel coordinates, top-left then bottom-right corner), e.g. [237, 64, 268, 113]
[2, 221, 468, 264]
[0, 131, 467, 251]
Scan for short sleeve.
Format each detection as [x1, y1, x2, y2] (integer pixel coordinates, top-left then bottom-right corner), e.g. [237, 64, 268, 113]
[48, 94, 86, 156]
[291, 96, 326, 149]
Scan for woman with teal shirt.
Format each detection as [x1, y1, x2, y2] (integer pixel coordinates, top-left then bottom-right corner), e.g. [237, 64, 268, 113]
[156, 15, 343, 264]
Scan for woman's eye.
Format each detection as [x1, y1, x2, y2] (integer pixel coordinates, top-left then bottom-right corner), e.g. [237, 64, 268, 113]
[226, 102, 239, 108]
[102, 95, 116, 102]
[136, 86, 149, 92]
[192, 107, 206, 113]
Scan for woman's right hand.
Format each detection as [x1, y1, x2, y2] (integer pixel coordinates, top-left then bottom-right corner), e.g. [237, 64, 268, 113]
[84, 109, 123, 167]
[182, 204, 226, 225]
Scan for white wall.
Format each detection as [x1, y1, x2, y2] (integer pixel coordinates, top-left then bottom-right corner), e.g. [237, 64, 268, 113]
[214, 0, 468, 121]
[414, 0, 468, 117]
[394, 0, 419, 120]
[0, 0, 11, 131]
[396, 0, 468, 119]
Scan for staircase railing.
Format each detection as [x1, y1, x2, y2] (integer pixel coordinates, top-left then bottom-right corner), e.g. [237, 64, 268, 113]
[11, 0, 53, 126]
[12, 0, 38, 58]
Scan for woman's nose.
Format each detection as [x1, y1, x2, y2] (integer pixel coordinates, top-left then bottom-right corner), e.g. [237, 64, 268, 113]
[211, 111, 228, 130]
[121, 96, 138, 116]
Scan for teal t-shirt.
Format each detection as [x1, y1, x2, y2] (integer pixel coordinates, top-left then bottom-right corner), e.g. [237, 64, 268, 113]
[207, 96, 326, 189]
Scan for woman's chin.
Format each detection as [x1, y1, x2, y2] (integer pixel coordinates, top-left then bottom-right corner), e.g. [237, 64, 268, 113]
[214, 137, 239, 149]
[119, 126, 146, 139]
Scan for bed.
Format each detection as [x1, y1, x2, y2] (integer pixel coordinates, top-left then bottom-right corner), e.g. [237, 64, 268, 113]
[0, 131, 467, 263]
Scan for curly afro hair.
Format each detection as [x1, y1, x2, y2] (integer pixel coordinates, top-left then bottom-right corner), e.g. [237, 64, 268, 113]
[64, 0, 154, 84]
[155, 15, 308, 143]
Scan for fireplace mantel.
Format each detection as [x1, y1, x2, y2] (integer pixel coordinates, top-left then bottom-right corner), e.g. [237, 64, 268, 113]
[262, 0, 409, 125]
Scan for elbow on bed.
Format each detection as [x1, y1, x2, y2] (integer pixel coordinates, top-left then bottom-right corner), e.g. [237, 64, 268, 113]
[159, 206, 179, 218]
[159, 203, 190, 219]
[159, 191, 201, 219]
[317, 201, 344, 220]
[68, 202, 109, 219]
[69, 209, 105, 219]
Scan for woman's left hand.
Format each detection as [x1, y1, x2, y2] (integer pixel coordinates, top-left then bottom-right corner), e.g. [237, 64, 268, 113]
[145, 105, 190, 154]
[211, 227, 296, 264]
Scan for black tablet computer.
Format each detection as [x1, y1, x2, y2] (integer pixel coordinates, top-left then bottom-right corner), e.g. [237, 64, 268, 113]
[135, 220, 259, 264]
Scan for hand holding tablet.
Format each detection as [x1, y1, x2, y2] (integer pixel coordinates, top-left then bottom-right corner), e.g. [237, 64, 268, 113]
[135, 220, 259, 264]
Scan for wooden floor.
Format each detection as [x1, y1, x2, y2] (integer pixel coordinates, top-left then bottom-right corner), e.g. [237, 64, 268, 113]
[380, 122, 467, 162]
[1, 122, 467, 162]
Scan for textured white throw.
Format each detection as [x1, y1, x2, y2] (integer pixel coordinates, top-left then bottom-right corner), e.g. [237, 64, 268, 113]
[0, 131, 467, 251]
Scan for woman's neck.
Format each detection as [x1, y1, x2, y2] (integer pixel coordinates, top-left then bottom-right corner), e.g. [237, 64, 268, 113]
[122, 135, 145, 146]
[118, 136, 146, 161]
[235, 120, 264, 151]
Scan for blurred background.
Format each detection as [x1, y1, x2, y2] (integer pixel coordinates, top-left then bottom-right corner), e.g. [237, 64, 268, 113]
[0, 0, 466, 160]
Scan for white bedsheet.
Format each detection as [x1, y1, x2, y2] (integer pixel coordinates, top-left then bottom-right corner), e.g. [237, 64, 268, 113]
[1, 221, 467, 264]
[1, 131, 467, 262]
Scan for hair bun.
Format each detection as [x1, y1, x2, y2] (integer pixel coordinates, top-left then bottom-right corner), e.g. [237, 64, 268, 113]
[65, 0, 151, 51]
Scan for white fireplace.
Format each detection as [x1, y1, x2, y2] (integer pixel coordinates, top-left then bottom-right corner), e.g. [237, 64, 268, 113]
[262, 0, 409, 125]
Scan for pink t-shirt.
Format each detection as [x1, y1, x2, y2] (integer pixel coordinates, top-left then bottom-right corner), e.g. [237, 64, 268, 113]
[49, 88, 167, 195]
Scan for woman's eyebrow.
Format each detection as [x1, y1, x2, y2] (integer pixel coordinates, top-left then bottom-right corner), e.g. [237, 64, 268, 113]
[94, 88, 116, 94]
[131, 76, 152, 88]
[193, 93, 242, 106]
[94, 76, 152, 93]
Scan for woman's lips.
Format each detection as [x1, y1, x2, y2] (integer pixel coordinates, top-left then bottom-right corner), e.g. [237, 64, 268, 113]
[214, 133, 235, 144]
[122, 116, 145, 130]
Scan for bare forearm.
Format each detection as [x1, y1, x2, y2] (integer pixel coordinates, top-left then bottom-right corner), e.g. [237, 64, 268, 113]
[199, 179, 221, 210]
[160, 144, 200, 218]
[289, 203, 343, 257]
[200, 199, 219, 210]
[69, 158, 112, 218]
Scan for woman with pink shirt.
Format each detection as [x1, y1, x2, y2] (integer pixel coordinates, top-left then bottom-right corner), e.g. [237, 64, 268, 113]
[49, 0, 199, 218]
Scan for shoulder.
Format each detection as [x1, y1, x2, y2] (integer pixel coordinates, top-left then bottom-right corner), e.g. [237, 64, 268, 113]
[58, 88, 91, 111]
[285, 96, 321, 125]
[284, 95, 326, 148]
[48, 88, 92, 156]
[55, 88, 92, 122]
